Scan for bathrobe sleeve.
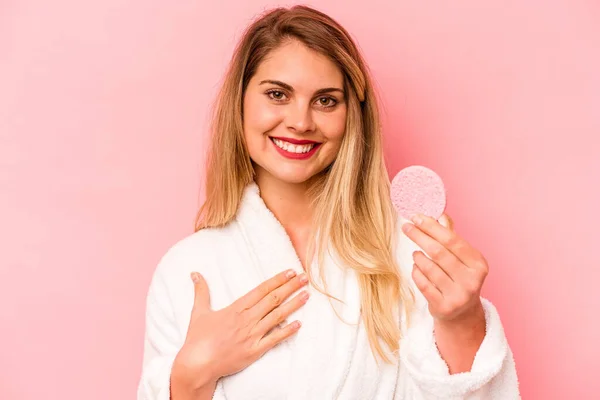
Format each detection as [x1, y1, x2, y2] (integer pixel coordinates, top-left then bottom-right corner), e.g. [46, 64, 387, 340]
[137, 251, 182, 400]
[396, 219, 521, 399]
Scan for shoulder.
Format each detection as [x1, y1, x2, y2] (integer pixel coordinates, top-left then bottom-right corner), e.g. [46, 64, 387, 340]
[144, 223, 242, 315]
[152, 223, 237, 282]
[141, 225, 238, 334]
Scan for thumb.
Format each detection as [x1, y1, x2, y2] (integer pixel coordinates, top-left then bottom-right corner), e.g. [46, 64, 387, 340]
[438, 213, 454, 231]
[190, 272, 211, 312]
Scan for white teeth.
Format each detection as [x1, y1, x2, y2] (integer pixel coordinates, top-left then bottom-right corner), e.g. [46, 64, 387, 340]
[273, 138, 316, 154]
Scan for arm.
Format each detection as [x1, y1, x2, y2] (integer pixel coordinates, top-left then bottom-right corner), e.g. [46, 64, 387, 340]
[395, 215, 520, 398]
[399, 296, 520, 399]
[433, 300, 486, 374]
[170, 357, 218, 400]
[136, 254, 180, 400]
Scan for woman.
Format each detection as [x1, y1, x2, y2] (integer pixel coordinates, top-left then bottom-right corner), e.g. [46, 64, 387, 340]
[137, 5, 520, 400]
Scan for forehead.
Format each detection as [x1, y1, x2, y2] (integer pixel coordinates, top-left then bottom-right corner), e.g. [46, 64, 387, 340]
[254, 40, 344, 88]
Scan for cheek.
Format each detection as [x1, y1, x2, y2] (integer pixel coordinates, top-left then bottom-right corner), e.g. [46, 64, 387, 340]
[243, 94, 282, 135]
[320, 109, 347, 144]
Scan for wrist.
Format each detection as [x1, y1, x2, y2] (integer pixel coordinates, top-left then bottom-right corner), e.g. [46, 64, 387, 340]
[432, 301, 486, 374]
[171, 349, 219, 393]
[434, 301, 486, 338]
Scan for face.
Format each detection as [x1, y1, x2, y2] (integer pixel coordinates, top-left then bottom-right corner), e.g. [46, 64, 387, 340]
[242, 39, 348, 186]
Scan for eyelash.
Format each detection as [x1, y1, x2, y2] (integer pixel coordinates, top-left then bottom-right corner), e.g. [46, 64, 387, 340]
[265, 89, 339, 108]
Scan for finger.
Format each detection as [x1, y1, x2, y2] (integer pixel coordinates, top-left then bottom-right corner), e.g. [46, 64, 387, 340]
[413, 251, 454, 293]
[234, 269, 298, 310]
[402, 220, 463, 279]
[254, 290, 310, 335]
[250, 273, 309, 320]
[191, 272, 211, 313]
[408, 214, 482, 270]
[258, 320, 302, 352]
[412, 263, 443, 305]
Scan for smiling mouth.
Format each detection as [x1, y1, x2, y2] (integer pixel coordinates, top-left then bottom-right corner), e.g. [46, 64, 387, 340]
[270, 137, 320, 154]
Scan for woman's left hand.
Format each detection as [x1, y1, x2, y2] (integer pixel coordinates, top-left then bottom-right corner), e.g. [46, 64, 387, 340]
[401, 213, 488, 323]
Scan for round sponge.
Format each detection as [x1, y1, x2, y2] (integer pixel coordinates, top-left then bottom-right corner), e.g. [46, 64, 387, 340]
[391, 165, 447, 221]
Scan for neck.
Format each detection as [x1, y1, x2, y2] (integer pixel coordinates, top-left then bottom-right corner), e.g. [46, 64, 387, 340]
[254, 171, 316, 229]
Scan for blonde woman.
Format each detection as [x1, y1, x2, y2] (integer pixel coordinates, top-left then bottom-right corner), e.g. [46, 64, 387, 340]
[137, 5, 520, 400]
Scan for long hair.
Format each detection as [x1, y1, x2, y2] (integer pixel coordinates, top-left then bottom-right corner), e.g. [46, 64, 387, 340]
[195, 5, 415, 363]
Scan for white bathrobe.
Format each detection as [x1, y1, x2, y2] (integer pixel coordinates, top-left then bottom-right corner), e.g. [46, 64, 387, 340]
[137, 182, 520, 399]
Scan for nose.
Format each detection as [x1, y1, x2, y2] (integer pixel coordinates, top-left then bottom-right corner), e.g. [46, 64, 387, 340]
[284, 101, 315, 134]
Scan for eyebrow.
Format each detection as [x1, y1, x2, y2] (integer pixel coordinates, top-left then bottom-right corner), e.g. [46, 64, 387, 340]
[259, 79, 345, 96]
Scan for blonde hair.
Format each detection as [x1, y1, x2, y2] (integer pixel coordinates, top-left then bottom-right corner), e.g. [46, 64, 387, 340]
[195, 5, 415, 363]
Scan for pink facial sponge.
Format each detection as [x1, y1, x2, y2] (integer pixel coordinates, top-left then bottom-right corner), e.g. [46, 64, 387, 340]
[391, 165, 447, 221]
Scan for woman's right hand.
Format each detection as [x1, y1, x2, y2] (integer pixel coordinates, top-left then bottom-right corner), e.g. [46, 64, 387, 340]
[170, 269, 309, 398]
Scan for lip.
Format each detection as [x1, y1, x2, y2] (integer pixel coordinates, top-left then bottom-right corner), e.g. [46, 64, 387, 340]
[270, 137, 321, 160]
[269, 136, 321, 145]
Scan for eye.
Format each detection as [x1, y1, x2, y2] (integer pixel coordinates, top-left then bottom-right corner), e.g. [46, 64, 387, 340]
[316, 97, 338, 108]
[266, 90, 288, 102]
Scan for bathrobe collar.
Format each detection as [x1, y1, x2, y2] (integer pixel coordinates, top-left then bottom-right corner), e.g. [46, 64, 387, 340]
[233, 181, 368, 398]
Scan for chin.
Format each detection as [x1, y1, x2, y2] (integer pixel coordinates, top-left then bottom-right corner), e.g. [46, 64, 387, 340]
[253, 155, 332, 184]
[261, 164, 316, 184]
[273, 173, 314, 184]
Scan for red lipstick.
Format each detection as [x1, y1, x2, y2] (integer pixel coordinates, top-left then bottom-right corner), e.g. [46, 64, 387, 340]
[269, 136, 320, 145]
[270, 137, 321, 160]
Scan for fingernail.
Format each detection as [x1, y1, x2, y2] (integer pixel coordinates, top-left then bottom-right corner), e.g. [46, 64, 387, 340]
[438, 214, 451, 229]
[299, 273, 308, 284]
[286, 269, 297, 279]
[402, 222, 413, 233]
[301, 291, 310, 301]
[411, 214, 423, 225]
[191, 272, 199, 283]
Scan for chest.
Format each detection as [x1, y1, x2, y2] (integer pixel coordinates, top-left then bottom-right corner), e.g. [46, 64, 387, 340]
[169, 224, 397, 399]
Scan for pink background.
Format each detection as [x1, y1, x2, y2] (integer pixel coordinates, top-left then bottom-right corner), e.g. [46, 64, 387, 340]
[2, 0, 599, 398]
